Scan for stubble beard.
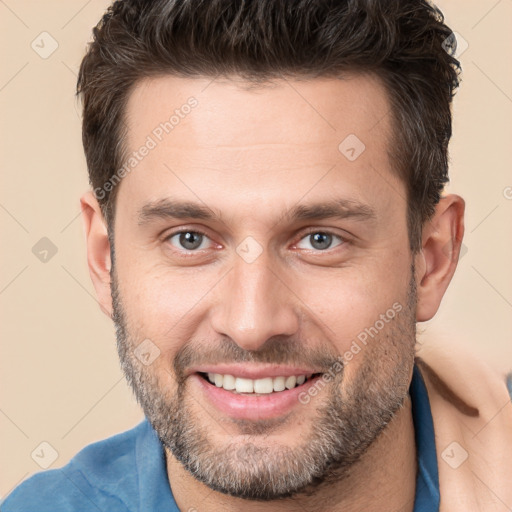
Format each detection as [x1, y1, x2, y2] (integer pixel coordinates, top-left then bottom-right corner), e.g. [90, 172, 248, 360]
[111, 265, 417, 501]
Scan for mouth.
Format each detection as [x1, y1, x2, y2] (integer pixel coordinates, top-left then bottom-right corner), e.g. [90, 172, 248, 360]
[191, 369, 325, 421]
[198, 371, 323, 394]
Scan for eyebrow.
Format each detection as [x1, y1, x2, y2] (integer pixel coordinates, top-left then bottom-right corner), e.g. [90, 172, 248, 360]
[137, 197, 377, 226]
[138, 199, 218, 226]
[285, 200, 376, 223]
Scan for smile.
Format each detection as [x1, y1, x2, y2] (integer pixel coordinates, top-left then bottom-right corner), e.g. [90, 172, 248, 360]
[200, 372, 320, 394]
[192, 369, 325, 421]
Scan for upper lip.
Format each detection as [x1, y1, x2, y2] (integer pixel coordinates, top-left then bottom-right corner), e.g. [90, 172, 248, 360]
[189, 364, 321, 380]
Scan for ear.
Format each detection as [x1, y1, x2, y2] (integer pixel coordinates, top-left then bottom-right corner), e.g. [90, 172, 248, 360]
[80, 191, 113, 318]
[415, 194, 465, 322]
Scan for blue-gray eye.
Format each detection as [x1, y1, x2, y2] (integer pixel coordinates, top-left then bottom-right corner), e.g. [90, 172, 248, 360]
[168, 231, 207, 250]
[296, 232, 343, 251]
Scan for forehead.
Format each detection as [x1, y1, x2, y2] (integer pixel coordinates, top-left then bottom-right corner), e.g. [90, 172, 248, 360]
[118, 73, 403, 225]
[124, 73, 391, 150]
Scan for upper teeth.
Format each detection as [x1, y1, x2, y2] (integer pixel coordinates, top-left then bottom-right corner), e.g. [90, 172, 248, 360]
[206, 373, 310, 393]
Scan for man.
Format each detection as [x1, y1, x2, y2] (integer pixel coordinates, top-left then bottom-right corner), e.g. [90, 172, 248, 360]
[2, 0, 511, 511]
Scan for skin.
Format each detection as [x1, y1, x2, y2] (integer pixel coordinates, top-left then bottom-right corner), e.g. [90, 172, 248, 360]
[81, 74, 464, 511]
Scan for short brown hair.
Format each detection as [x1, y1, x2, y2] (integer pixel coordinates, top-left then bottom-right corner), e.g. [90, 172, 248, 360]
[77, 0, 461, 252]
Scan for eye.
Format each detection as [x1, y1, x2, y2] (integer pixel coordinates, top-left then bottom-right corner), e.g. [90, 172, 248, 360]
[166, 230, 211, 251]
[296, 231, 344, 251]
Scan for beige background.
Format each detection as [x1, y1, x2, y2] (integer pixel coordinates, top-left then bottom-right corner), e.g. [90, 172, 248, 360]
[1, 0, 511, 499]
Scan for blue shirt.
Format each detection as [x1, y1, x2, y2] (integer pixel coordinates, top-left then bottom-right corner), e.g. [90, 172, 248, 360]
[1, 365, 439, 511]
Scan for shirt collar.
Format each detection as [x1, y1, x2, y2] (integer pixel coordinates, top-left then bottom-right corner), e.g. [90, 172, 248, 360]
[410, 363, 440, 511]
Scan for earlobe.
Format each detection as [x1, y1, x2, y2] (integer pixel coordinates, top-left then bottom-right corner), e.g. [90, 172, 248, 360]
[415, 194, 465, 322]
[80, 191, 113, 318]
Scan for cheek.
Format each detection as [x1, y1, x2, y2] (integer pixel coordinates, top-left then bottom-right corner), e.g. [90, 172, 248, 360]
[295, 262, 410, 350]
[116, 263, 222, 351]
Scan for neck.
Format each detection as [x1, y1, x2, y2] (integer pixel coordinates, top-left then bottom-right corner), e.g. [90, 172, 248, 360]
[166, 395, 417, 512]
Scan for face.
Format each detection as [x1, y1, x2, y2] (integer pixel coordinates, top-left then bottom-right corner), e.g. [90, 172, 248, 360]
[110, 74, 417, 499]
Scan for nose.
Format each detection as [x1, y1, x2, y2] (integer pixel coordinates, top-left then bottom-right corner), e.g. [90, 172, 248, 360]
[209, 254, 300, 352]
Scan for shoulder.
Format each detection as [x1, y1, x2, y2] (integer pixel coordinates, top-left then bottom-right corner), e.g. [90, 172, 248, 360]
[418, 342, 512, 401]
[416, 341, 512, 507]
[1, 420, 148, 512]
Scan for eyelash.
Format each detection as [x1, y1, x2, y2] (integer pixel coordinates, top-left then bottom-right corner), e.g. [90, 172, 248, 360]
[163, 228, 213, 253]
[295, 228, 346, 251]
[162, 227, 348, 255]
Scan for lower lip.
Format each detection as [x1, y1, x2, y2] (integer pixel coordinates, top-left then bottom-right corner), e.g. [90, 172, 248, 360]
[192, 373, 322, 421]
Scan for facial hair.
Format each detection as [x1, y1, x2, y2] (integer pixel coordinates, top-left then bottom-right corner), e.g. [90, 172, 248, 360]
[111, 263, 418, 501]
